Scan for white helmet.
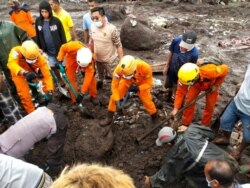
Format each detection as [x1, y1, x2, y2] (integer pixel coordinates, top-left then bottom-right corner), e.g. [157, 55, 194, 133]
[76, 48, 92, 67]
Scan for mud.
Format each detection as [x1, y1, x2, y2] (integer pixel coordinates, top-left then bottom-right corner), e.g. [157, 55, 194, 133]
[1, 0, 250, 187]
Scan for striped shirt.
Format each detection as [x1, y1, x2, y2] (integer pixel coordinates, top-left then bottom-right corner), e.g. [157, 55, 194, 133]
[91, 22, 122, 64]
[0, 79, 22, 126]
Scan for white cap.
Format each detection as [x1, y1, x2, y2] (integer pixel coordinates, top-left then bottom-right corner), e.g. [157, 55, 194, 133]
[76, 48, 92, 67]
[179, 40, 195, 51]
[179, 30, 197, 51]
[155, 127, 176, 146]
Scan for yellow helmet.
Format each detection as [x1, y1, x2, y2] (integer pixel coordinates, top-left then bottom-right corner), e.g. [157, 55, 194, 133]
[120, 55, 136, 79]
[21, 40, 39, 61]
[178, 63, 199, 85]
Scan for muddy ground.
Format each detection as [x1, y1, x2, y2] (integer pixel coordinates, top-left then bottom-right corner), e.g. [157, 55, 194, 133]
[1, 0, 250, 187]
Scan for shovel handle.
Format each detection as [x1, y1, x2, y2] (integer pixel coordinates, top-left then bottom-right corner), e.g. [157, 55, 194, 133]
[136, 89, 212, 142]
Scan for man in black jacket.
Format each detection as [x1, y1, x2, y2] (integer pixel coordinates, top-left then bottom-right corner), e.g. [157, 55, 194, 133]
[35, 0, 66, 86]
[144, 124, 237, 188]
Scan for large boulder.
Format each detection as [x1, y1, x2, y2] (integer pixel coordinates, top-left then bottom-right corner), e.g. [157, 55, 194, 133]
[120, 16, 161, 50]
[103, 4, 126, 21]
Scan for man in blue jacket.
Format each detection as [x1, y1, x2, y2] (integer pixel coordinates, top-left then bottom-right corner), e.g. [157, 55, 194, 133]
[162, 30, 199, 103]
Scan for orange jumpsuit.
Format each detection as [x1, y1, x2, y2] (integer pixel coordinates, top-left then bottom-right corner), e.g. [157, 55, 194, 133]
[108, 59, 157, 115]
[57, 41, 97, 103]
[7, 46, 54, 113]
[174, 64, 229, 126]
[9, 9, 36, 38]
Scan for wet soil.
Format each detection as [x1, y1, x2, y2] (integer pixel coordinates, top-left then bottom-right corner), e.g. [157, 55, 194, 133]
[1, 0, 250, 187]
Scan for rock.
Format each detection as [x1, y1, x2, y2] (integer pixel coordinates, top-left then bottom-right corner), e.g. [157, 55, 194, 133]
[99, 95, 110, 107]
[75, 122, 114, 159]
[120, 17, 161, 51]
[103, 4, 126, 21]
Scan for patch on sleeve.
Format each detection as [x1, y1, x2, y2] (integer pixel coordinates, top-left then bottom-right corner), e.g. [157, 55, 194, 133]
[113, 73, 120, 79]
[178, 81, 184, 87]
[11, 51, 19, 59]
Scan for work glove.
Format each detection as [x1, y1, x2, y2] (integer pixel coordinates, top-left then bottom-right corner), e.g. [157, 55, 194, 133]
[76, 93, 84, 104]
[128, 84, 139, 93]
[45, 91, 53, 103]
[36, 68, 44, 79]
[24, 72, 37, 82]
[116, 101, 123, 115]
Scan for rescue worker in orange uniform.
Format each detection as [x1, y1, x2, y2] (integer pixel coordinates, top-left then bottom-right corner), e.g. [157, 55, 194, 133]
[8, 0, 36, 40]
[100, 55, 158, 127]
[171, 57, 229, 131]
[57, 41, 97, 105]
[7, 40, 54, 113]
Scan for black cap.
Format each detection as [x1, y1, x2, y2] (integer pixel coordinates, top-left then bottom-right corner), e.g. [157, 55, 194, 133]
[182, 30, 197, 44]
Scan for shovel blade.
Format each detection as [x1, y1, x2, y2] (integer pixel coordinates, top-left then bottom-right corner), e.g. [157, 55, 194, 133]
[79, 105, 95, 119]
[57, 86, 70, 98]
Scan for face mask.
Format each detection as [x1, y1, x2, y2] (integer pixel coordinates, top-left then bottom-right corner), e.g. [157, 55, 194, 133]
[26, 58, 37, 64]
[94, 21, 103, 28]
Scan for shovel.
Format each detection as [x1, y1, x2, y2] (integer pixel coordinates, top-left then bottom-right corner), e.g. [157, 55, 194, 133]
[43, 52, 70, 98]
[57, 64, 90, 116]
[102, 92, 131, 137]
[28, 80, 49, 107]
[136, 88, 212, 143]
[50, 69, 70, 98]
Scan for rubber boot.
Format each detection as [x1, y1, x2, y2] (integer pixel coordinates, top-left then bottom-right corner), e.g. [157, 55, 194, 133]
[213, 130, 231, 145]
[151, 112, 159, 124]
[99, 111, 114, 127]
[97, 80, 103, 89]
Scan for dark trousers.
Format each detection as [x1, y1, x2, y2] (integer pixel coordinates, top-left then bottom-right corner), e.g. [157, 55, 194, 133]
[46, 104, 68, 166]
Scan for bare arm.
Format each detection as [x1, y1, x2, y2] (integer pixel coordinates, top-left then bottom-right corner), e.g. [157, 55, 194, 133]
[111, 28, 123, 60]
[117, 47, 123, 60]
[163, 51, 173, 75]
[83, 30, 89, 44]
[70, 27, 78, 41]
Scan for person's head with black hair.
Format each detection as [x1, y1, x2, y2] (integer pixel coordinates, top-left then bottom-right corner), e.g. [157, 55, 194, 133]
[90, 7, 106, 28]
[204, 159, 236, 188]
[8, 0, 20, 11]
[87, 0, 96, 10]
[49, 0, 60, 12]
[39, 0, 53, 20]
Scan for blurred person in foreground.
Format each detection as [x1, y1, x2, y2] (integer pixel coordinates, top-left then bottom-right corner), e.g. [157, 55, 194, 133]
[51, 163, 135, 188]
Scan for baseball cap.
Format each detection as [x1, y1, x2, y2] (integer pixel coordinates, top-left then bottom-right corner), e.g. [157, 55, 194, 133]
[155, 127, 177, 146]
[179, 30, 197, 51]
[9, 0, 19, 3]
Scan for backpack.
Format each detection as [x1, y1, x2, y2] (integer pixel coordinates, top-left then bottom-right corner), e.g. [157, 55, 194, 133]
[198, 56, 223, 66]
[20, 3, 29, 11]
